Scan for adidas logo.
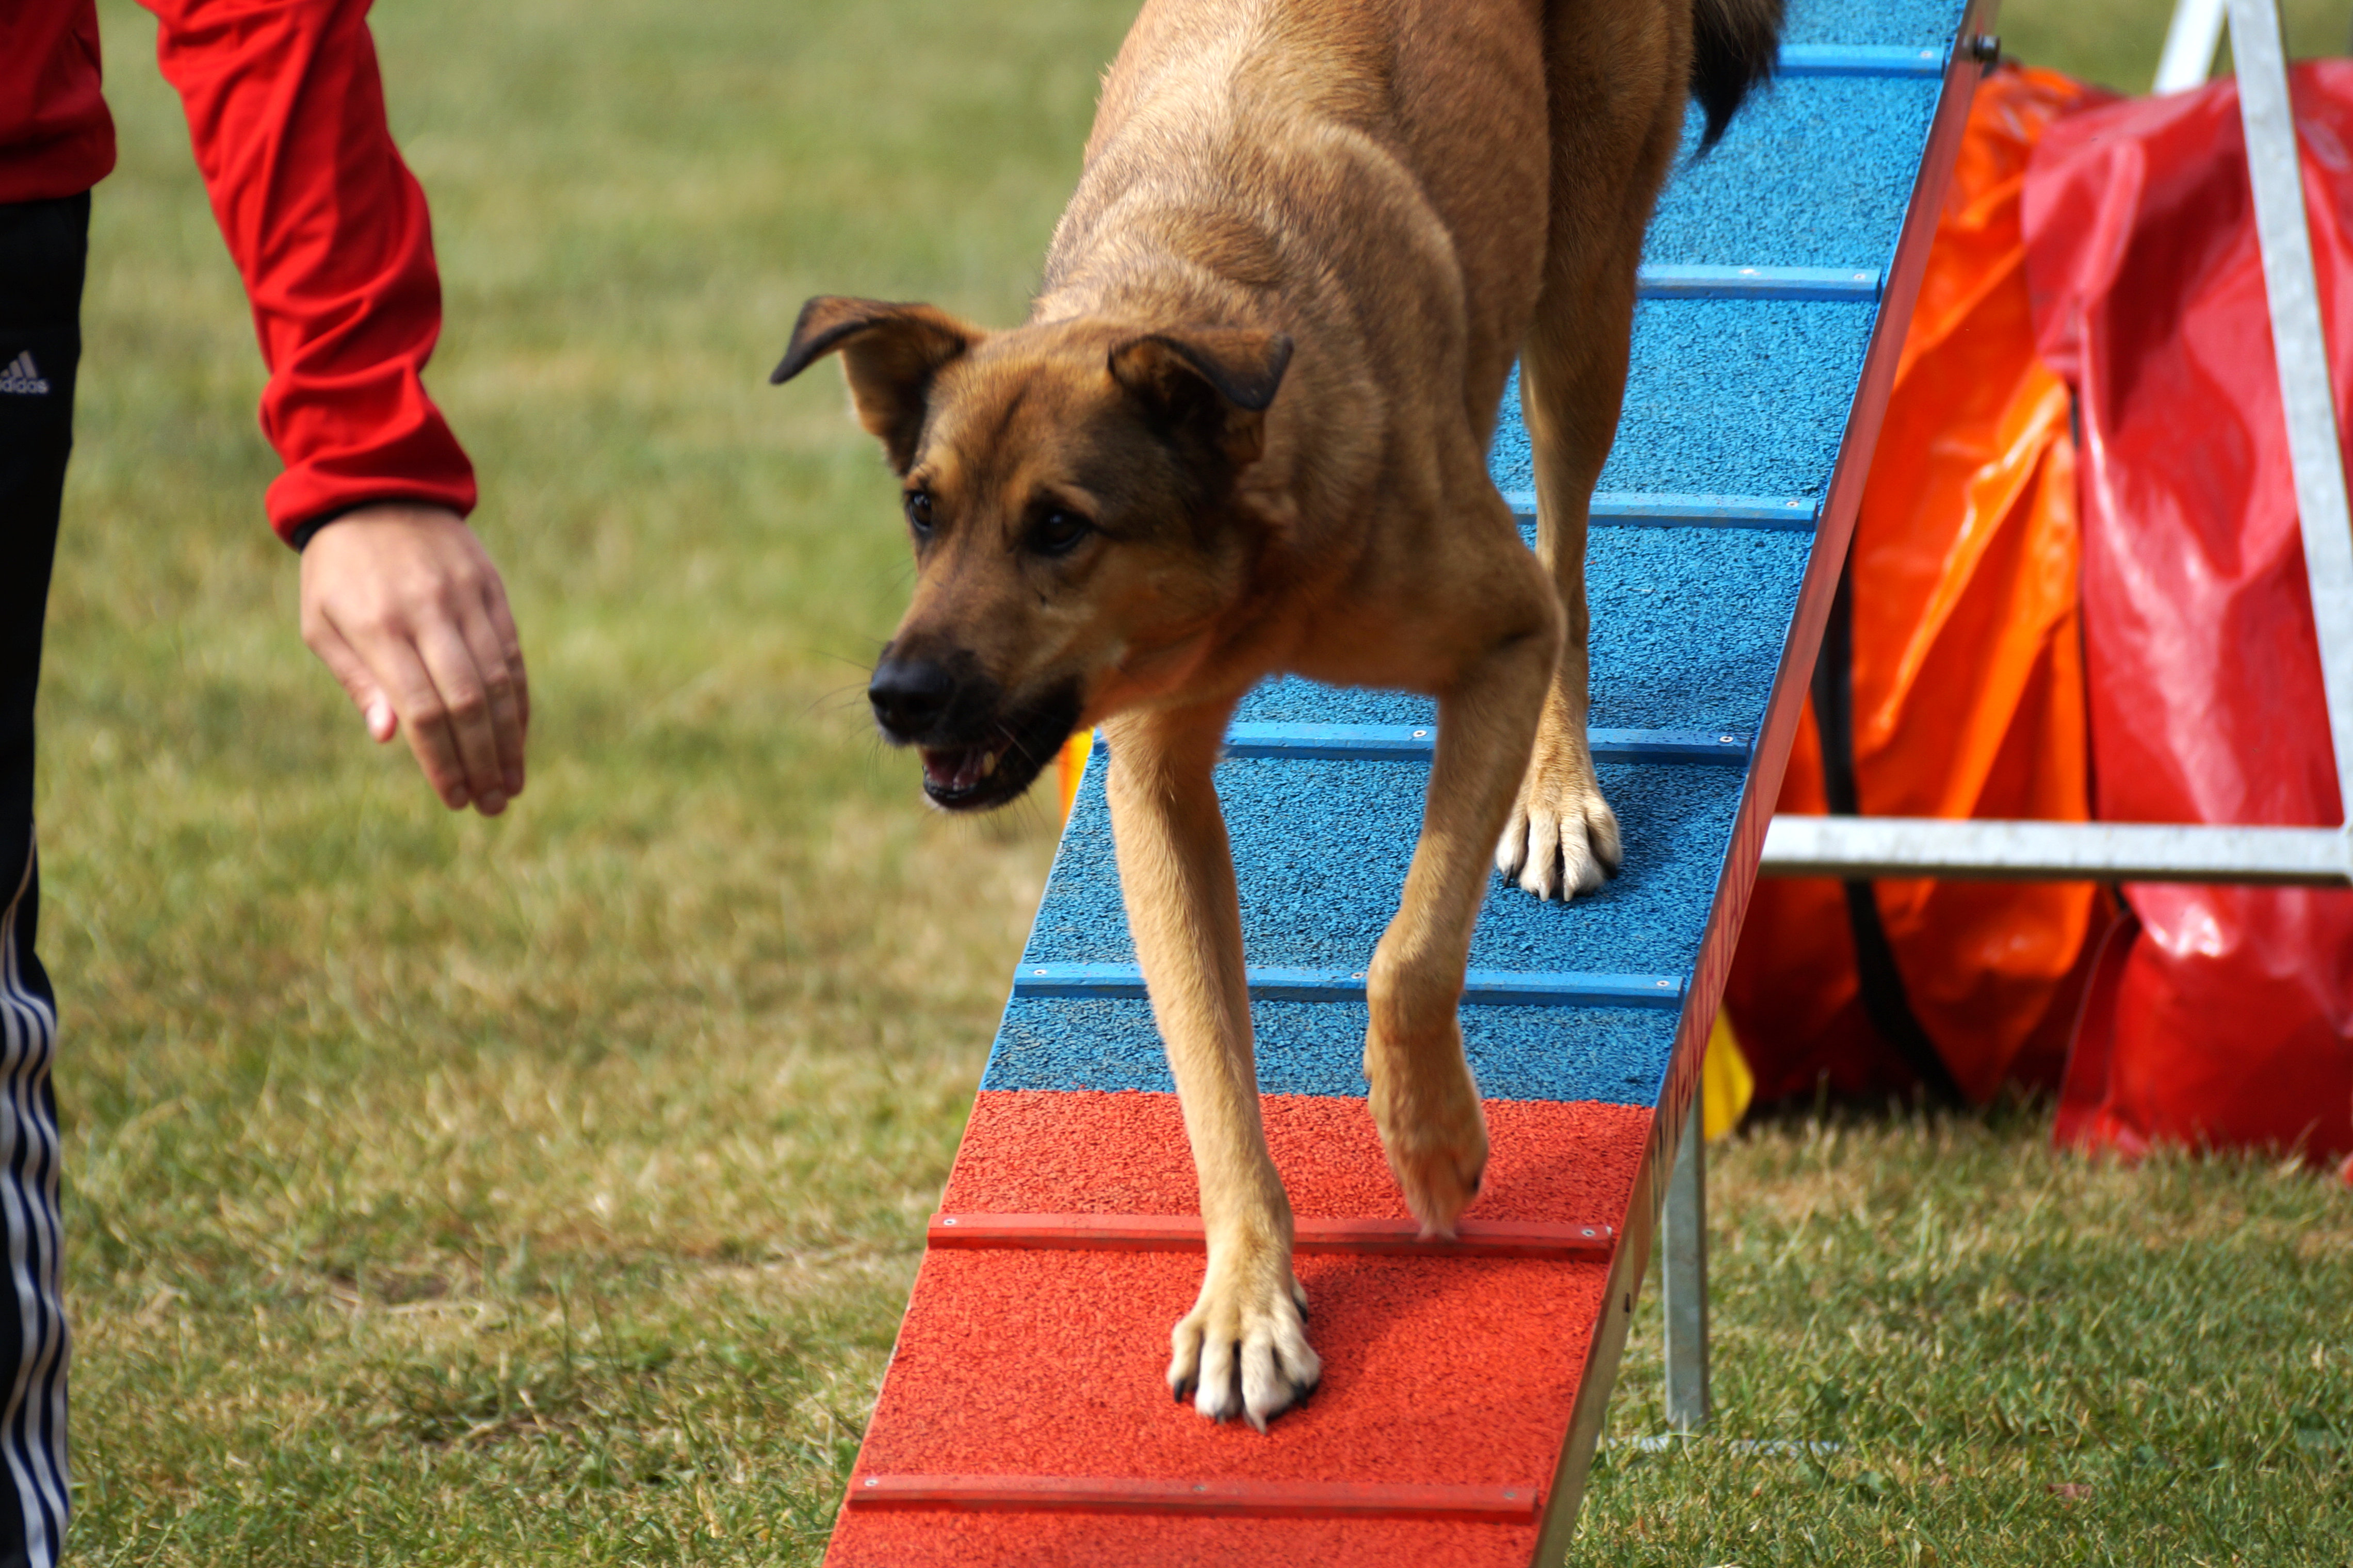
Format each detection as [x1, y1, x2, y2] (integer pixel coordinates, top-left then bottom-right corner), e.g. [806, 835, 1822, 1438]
[0, 352, 51, 396]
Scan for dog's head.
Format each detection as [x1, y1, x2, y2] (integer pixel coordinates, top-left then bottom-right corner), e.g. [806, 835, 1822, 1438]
[774, 296, 1293, 810]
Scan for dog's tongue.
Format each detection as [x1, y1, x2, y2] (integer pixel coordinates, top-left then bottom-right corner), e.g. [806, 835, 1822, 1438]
[922, 746, 989, 793]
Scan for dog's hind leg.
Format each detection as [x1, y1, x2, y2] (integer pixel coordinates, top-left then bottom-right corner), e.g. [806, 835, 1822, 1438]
[1495, 13, 1689, 900]
[1102, 700, 1319, 1432]
[1367, 486, 1563, 1235]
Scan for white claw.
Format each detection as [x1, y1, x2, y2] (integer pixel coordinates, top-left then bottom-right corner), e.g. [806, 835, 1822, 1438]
[1167, 1319, 1202, 1402]
[1496, 806, 1531, 881]
[1241, 1338, 1284, 1432]
[1519, 810, 1563, 900]
[1195, 1335, 1241, 1423]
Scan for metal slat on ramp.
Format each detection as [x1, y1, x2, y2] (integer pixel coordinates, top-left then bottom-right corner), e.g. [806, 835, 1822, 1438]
[824, 2, 1991, 1561]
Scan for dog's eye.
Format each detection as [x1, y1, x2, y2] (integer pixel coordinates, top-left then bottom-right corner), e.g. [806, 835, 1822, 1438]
[904, 489, 935, 537]
[1028, 509, 1093, 558]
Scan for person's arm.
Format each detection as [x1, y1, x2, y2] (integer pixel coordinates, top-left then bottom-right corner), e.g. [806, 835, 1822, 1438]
[142, 0, 524, 814]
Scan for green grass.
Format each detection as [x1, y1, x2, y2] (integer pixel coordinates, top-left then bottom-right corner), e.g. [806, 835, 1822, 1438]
[45, 0, 2353, 1562]
[1587, 1106, 2351, 1565]
[2004, 0, 2352, 90]
[63, 0, 1115, 1558]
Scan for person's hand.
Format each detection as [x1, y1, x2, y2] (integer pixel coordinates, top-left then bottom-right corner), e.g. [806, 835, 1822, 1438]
[298, 503, 529, 816]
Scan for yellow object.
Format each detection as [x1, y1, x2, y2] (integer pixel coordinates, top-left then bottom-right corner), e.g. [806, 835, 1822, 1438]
[1702, 1007, 1755, 1141]
[1056, 728, 1095, 822]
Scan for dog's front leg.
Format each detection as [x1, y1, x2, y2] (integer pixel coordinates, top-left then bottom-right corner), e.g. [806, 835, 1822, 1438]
[1104, 705, 1319, 1431]
[1369, 537, 1562, 1234]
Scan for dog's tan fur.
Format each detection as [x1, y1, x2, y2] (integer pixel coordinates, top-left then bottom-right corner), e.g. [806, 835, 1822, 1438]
[776, 0, 1778, 1429]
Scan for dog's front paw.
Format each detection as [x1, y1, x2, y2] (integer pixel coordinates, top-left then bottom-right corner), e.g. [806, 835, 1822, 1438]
[1495, 715, 1621, 901]
[1365, 1016, 1489, 1236]
[1167, 1235, 1320, 1432]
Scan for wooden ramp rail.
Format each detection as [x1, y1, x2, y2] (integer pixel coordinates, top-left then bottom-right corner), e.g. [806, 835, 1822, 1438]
[927, 1213, 1619, 1261]
[847, 1476, 1544, 1524]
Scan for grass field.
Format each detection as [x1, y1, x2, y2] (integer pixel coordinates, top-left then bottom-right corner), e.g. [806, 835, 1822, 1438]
[46, 0, 2353, 1561]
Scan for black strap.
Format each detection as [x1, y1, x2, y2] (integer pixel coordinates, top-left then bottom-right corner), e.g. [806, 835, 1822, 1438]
[1811, 549, 1967, 1107]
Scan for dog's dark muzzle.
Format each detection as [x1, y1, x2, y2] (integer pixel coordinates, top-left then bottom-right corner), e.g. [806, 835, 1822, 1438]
[868, 653, 1080, 811]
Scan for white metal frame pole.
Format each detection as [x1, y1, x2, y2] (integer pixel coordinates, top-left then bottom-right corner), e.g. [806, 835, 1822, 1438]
[1662, 1087, 1710, 1430]
[2229, 0, 2353, 839]
[1763, 818, 2349, 883]
[2156, 0, 2228, 93]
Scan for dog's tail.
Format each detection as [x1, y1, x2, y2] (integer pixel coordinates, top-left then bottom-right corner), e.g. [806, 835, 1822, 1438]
[1691, 0, 1783, 151]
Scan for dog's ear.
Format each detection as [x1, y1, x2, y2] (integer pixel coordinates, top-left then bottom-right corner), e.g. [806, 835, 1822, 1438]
[1109, 327, 1294, 468]
[772, 297, 982, 472]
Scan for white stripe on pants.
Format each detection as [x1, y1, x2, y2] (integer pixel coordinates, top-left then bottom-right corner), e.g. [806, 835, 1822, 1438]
[0, 837, 66, 1567]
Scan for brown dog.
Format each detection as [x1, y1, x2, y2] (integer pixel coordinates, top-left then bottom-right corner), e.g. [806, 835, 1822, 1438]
[775, 0, 1780, 1431]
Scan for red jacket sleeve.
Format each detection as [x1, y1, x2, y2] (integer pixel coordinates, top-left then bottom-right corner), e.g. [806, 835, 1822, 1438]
[142, 0, 475, 545]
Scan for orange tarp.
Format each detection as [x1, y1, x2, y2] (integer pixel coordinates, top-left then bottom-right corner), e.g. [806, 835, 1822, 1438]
[1724, 69, 2114, 1106]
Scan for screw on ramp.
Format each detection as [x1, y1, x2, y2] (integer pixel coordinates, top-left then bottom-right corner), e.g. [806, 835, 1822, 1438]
[824, 1, 1991, 1561]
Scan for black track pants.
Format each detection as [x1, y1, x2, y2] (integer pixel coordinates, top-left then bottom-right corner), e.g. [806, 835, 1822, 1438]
[0, 191, 87, 1568]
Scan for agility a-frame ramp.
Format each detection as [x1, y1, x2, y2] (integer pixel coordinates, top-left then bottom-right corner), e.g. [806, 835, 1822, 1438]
[824, 2, 1996, 1561]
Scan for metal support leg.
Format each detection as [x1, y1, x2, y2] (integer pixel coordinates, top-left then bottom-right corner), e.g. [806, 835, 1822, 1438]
[1663, 1089, 1710, 1431]
[2229, 0, 2353, 839]
[2155, 0, 2227, 92]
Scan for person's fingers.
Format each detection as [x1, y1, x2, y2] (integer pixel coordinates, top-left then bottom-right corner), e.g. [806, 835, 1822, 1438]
[414, 619, 510, 815]
[482, 577, 530, 746]
[302, 608, 400, 744]
[359, 632, 470, 807]
[455, 582, 527, 799]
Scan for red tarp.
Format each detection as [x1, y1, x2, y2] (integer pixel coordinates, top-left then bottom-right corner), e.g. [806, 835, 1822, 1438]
[2027, 62, 2353, 1166]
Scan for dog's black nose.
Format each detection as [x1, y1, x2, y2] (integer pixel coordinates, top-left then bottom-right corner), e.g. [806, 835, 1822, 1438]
[869, 656, 955, 738]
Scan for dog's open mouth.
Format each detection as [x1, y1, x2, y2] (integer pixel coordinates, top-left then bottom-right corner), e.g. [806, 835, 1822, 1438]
[920, 739, 1015, 804]
[912, 687, 1080, 812]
